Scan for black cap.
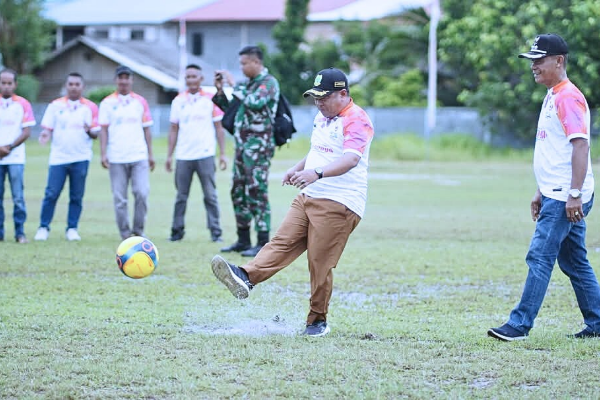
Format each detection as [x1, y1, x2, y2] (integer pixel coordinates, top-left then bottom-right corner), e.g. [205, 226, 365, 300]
[518, 34, 569, 59]
[115, 65, 133, 76]
[303, 68, 348, 99]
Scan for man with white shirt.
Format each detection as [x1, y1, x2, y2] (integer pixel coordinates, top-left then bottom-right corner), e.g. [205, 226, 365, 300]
[99, 66, 155, 240]
[34, 73, 100, 242]
[166, 64, 227, 242]
[488, 34, 600, 341]
[0, 68, 35, 244]
[210, 68, 374, 337]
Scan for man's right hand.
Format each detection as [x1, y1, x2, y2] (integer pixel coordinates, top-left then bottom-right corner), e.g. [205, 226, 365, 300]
[0, 145, 10, 158]
[101, 156, 109, 169]
[530, 189, 542, 221]
[214, 70, 234, 90]
[165, 156, 173, 173]
[39, 130, 51, 145]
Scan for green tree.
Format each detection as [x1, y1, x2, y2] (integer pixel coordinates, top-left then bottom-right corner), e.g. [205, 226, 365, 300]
[86, 86, 115, 105]
[439, 0, 600, 140]
[270, 0, 311, 104]
[331, 13, 431, 106]
[372, 69, 427, 107]
[306, 40, 348, 78]
[0, 0, 55, 73]
[14, 74, 40, 102]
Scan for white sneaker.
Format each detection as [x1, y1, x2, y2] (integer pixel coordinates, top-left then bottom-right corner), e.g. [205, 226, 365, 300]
[65, 228, 81, 241]
[34, 227, 49, 241]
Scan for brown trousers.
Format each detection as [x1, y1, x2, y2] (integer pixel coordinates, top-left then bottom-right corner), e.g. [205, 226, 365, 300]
[243, 194, 361, 325]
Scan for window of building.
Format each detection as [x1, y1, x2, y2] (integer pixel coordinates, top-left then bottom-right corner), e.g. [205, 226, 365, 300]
[131, 29, 145, 40]
[94, 30, 109, 39]
[192, 32, 203, 56]
[63, 26, 85, 44]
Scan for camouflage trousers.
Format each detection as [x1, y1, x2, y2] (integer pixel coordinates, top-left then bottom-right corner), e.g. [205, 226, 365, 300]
[231, 136, 274, 232]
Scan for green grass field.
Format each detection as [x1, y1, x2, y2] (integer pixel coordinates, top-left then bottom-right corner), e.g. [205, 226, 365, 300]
[1, 136, 599, 399]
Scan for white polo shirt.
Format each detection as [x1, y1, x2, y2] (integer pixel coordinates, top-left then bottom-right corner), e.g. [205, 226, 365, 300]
[41, 96, 100, 165]
[169, 90, 223, 160]
[302, 99, 374, 218]
[534, 79, 594, 203]
[98, 92, 153, 164]
[0, 95, 36, 165]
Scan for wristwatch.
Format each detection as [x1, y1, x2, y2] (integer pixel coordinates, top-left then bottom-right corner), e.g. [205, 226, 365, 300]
[315, 167, 324, 179]
[568, 188, 582, 199]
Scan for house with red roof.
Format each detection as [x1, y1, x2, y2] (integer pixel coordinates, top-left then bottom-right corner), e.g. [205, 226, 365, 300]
[37, 0, 421, 104]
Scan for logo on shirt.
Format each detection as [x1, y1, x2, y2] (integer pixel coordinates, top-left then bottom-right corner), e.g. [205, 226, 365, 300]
[312, 144, 334, 153]
[536, 129, 547, 140]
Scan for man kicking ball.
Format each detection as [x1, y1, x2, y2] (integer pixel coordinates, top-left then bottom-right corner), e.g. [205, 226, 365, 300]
[211, 68, 374, 337]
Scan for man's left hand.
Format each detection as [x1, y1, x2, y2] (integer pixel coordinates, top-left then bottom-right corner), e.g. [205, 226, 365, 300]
[566, 197, 584, 223]
[219, 155, 228, 170]
[290, 170, 317, 189]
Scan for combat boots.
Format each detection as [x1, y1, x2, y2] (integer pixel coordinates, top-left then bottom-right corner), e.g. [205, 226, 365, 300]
[240, 231, 269, 257]
[221, 228, 252, 253]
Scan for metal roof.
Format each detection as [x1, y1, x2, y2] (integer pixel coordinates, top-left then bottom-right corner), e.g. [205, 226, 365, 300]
[176, 0, 356, 22]
[45, 36, 217, 91]
[308, 0, 433, 21]
[44, 0, 217, 25]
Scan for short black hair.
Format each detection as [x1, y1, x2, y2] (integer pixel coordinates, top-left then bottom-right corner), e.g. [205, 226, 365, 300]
[67, 72, 84, 80]
[185, 64, 202, 71]
[239, 45, 263, 61]
[0, 68, 18, 81]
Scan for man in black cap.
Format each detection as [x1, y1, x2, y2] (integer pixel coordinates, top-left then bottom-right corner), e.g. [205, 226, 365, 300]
[98, 65, 155, 239]
[488, 34, 600, 341]
[210, 68, 374, 337]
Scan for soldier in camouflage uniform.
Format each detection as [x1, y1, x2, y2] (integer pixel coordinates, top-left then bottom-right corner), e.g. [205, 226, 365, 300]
[213, 45, 280, 257]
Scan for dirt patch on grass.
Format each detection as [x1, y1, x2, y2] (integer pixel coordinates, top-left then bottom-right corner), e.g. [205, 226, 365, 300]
[184, 316, 299, 336]
[183, 285, 305, 337]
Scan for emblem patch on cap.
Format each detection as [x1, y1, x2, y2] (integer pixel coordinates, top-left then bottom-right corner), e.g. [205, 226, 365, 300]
[314, 74, 323, 86]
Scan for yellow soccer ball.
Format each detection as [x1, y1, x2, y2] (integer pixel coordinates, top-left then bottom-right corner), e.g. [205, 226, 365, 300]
[116, 236, 159, 279]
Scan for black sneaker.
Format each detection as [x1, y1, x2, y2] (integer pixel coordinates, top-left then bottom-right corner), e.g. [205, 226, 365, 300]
[211, 255, 253, 299]
[302, 320, 331, 337]
[240, 244, 263, 257]
[220, 241, 251, 253]
[168, 228, 185, 242]
[487, 323, 528, 341]
[571, 328, 600, 339]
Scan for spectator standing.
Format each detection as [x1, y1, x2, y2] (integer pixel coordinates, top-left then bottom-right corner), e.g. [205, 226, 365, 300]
[0, 68, 35, 243]
[166, 64, 227, 242]
[99, 66, 155, 240]
[212, 45, 279, 257]
[34, 72, 100, 241]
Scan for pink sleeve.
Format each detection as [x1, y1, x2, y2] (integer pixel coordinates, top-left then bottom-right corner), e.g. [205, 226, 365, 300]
[85, 100, 100, 131]
[209, 93, 224, 120]
[342, 110, 374, 154]
[138, 96, 153, 126]
[556, 93, 588, 137]
[18, 98, 36, 127]
[212, 103, 224, 119]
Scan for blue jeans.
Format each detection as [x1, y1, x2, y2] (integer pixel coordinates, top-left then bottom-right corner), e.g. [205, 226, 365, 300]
[39, 161, 89, 231]
[509, 195, 600, 334]
[0, 164, 27, 239]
